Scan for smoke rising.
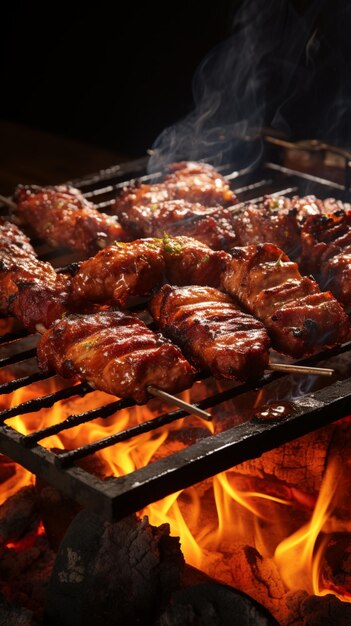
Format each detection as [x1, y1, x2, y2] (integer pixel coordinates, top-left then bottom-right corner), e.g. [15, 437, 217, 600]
[149, 0, 350, 172]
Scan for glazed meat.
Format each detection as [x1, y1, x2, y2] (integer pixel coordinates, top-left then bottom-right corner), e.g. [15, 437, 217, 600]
[221, 243, 349, 358]
[14, 184, 125, 255]
[291, 195, 350, 221]
[0, 219, 37, 316]
[0, 219, 69, 329]
[150, 285, 270, 381]
[37, 310, 195, 403]
[163, 161, 236, 205]
[71, 239, 165, 307]
[162, 236, 228, 287]
[113, 198, 238, 250]
[300, 211, 351, 305]
[232, 199, 301, 259]
[115, 161, 236, 218]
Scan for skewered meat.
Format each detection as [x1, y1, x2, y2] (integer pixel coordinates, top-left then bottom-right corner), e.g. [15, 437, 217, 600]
[112, 198, 239, 250]
[0, 219, 37, 316]
[150, 285, 270, 381]
[0, 219, 70, 329]
[232, 199, 301, 259]
[221, 243, 350, 358]
[300, 211, 351, 304]
[71, 239, 165, 307]
[162, 236, 228, 287]
[163, 161, 236, 205]
[14, 184, 125, 254]
[37, 310, 195, 403]
[115, 161, 236, 218]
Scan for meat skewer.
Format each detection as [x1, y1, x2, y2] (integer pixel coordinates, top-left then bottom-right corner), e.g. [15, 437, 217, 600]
[12, 184, 126, 255]
[149, 284, 270, 382]
[36, 309, 201, 408]
[221, 243, 350, 358]
[0, 218, 70, 331]
[300, 210, 351, 305]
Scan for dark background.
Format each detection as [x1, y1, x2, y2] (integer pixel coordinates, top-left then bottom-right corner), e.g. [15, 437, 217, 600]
[1, 1, 351, 187]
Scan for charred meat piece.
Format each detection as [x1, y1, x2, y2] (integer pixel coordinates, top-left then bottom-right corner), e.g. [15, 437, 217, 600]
[71, 239, 165, 307]
[14, 185, 125, 255]
[0, 219, 70, 329]
[162, 236, 229, 288]
[150, 285, 270, 381]
[37, 310, 195, 403]
[232, 200, 301, 259]
[221, 243, 349, 358]
[300, 211, 351, 305]
[113, 198, 238, 250]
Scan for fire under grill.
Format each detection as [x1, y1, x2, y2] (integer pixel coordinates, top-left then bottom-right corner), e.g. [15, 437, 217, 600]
[1, 137, 351, 522]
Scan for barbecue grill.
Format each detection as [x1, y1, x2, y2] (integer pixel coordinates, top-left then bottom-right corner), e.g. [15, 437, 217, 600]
[1, 134, 351, 522]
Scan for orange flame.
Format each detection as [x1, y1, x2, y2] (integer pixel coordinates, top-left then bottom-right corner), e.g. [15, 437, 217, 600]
[1, 370, 351, 606]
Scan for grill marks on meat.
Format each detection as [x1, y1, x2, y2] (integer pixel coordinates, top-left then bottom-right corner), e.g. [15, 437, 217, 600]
[14, 185, 125, 255]
[221, 243, 350, 358]
[113, 199, 239, 250]
[0, 219, 69, 330]
[301, 211, 351, 305]
[232, 199, 301, 259]
[37, 310, 195, 403]
[113, 161, 238, 250]
[149, 285, 270, 381]
[71, 239, 165, 307]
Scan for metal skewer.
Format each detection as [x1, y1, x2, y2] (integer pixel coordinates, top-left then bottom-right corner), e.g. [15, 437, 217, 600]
[268, 363, 334, 377]
[147, 385, 212, 421]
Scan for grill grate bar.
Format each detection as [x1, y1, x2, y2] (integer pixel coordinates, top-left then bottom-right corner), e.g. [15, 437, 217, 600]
[0, 348, 37, 368]
[0, 371, 54, 395]
[0, 382, 91, 422]
[0, 330, 33, 346]
[55, 407, 203, 467]
[23, 398, 135, 446]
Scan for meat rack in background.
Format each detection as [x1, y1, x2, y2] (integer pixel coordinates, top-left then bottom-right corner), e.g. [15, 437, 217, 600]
[0, 134, 351, 522]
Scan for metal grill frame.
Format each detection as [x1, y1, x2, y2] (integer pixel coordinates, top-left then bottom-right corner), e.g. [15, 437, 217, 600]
[1, 139, 351, 521]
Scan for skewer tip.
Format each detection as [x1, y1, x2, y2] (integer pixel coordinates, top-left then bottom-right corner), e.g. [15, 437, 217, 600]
[147, 385, 212, 421]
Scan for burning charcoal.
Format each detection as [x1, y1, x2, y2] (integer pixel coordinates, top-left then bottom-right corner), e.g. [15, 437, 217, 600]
[284, 590, 351, 625]
[0, 486, 39, 546]
[45, 510, 184, 626]
[154, 582, 279, 626]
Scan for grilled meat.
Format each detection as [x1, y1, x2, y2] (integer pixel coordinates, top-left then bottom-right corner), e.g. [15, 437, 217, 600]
[300, 211, 351, 305]
[37, 310, 195, 403]
[14, 185, 125, 255]
[115, 161, 236, 218]
[71, 239, 165, 307]
[0, 219, 69, 329]
[113, 198, 239, 250]
[163, 161, 236, 205]
[232, 200, 301, 259]
[150, 285, 270, 381]
[221, 243, 349, 357]
[162, 236, 228, 287]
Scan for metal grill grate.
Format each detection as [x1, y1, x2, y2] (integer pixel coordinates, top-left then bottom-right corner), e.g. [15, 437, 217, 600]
[1, 143, 351, 521]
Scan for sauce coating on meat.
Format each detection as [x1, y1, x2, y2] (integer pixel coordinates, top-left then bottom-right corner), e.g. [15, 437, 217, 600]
[300, 211, 351, 305]
[221, 243, 350, 357]
[37, 310, 195, 404]
[14, 184, 125, 254]
[71, 239, 165, 307]
[150, 285, 270, 381]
